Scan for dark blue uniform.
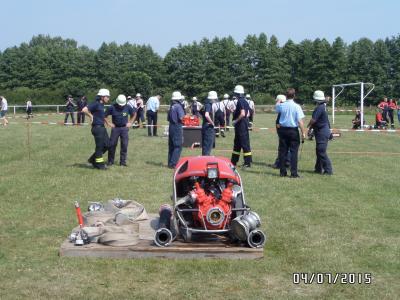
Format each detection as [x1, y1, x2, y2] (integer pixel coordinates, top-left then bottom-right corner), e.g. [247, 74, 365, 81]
[77, 97, 87, 124]
[231, 96, 252, 166]
[64, 99, 76, 124]
[105, 104, 136, 166]
[87, 100, 109, 169]
[201, 102, 214, 155]
[312, 103, 333, 174]
[167, 102, 185, 168]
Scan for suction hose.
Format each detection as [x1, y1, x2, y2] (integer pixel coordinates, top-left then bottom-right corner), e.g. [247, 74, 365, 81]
[154, 204, 174, 247]
[247, 229, 266, 248]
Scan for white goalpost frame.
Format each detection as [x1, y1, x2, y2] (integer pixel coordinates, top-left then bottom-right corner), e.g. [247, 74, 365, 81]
[331, 82, 375, 129]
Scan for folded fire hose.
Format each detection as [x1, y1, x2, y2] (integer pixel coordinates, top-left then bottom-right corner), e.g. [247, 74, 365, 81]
[70, 199, 148, 246]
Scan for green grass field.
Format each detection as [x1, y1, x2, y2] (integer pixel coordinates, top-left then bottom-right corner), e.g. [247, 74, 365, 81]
[0, 113, 399, 299]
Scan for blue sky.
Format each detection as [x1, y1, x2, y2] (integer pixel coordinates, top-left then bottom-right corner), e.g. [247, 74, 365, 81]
[1, 0, 398, 56]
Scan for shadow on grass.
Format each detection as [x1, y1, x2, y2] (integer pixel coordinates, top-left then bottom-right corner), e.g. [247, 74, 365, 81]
[69, 163, 95, 169]
[145, 161, 168, 168]
[239, 167, 281, 177]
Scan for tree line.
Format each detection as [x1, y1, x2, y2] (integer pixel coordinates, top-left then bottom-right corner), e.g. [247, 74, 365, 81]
[0, 34, 399, 105]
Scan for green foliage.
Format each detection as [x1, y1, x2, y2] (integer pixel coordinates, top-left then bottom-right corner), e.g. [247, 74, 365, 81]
[1, 34, 400, 105]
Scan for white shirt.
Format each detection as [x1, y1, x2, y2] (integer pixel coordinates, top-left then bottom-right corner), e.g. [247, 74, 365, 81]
[146, 96, 160, 112]
[26, 101, 32, 109]
[128, 99, 137, 109]
[248, 99, 255, 111]
[212, 101, 226, 114]
[1, 98, 7, 111]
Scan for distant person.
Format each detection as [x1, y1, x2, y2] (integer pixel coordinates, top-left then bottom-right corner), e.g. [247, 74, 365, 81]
[146, 94, 161, 136]
[375, 109, 387, 129]
[212, 95, 226, 137]
[0, 96, 8, 126]
[105, 94, 136, 166]
[26, 98, 33, 119]
[231, 85, 252, 168]
[276, 88, 306, 177]
[64, 95, 76, 125]
[307, 90, 333, 176]
[82, 89, 111, 170]
[127, 96, 137, 110]
[201, 91, 216, 155]
[352, 110, 362, 129]
[77, 96, 88, 124]
[388, 98, 396, 128]
[272, 94, 290, 169]
[221, 94, 232, 131]
[191, 96, 202, 117]
[378, 97, 389, 124]
[246, 94, 255, 129]
[167, 91, 185, 169]
[396, 99, 400, 124]
[135, 93, 145, 127]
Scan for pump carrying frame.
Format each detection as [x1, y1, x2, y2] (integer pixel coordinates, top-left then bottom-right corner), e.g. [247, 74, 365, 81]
[332, 82, 375, 128]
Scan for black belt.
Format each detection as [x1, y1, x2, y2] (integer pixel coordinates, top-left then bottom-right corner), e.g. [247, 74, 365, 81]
[92, 124, 104, 128]
[280, 126, 298, 129]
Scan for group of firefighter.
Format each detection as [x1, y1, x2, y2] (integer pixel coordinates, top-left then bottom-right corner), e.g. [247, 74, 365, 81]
[352, 97, 400, 129]
[82, 85, 333, 177]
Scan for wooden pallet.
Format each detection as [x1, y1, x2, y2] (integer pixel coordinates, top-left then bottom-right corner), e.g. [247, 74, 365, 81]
[59, 216, 264, 259]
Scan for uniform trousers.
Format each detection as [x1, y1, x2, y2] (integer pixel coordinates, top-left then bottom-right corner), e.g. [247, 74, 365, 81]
[202, 124, 215, 155]
[146, 110, 158, 136]
[231, 120, 252, 166]
[314, 127, 333, 174]
[88, 125, 109, 168]
[168, 123, 183, 168]
[278, 127, 300, 176]
[108, 127, 129, 164]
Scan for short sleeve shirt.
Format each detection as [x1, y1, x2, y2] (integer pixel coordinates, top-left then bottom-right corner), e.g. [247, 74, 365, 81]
[168, 103, 185, 125]
[276, 99, 305, 127]
[312, 103, 329, 129]
[106, 104, 136, 127]
[88, 101, 106, 126]
[233, 97, 250, 122]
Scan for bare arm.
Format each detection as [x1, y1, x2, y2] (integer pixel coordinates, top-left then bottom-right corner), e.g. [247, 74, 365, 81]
[126, 113, 136, 127]
[299, 119, 306, 141]
[82, 107, 93, 124]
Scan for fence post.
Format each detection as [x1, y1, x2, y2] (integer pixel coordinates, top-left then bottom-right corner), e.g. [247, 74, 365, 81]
[14, 106, 16, 115]
[57, 105, 59, 114]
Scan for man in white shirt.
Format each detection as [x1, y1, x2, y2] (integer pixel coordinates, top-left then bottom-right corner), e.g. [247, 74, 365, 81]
[146, 95, 161, 136]
[0, 96, 9, 126]
[246, 94, 255, 129]
[26, 99, 33, 119]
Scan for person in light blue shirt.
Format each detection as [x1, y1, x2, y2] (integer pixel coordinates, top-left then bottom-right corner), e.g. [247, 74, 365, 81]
[146, 95, 161, 136]
[275, 88, 306, 178]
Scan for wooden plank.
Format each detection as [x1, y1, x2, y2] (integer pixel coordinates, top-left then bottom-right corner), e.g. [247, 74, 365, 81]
[60, 215, 264, 259]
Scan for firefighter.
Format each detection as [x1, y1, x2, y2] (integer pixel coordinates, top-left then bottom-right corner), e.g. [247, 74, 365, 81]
[221, 94, 231, 131]
[201, 91, 216, 155]
[272, 94, 291, 169]
[83, 89, 111, 170]
[105, 94, 136, 166]
[307, 90, 333, 175]
[167, 91, 185, 169]
[212, 94, 226, 138]
[246, 94, 255, 130]
[231, 85, 252, 168]
[191, 96, 202, 117]
[77, 96, 87, 124]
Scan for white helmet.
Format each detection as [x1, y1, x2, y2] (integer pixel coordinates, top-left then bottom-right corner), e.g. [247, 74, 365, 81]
[171, 91, 182, 101]
[97, 88, 110, 97]
[192, 96, 197, 101]
[136, 93, 142, 98]
[181, 95, 186, 100]
[313, 90, 325, 102]
[116, 94, 127, 106]
[234, 85, 245, 94]
[276, 94, 286, 103]
[246, 94, 251, 99]
[207, 91, 218, 100]
[223, 94, 229, 99]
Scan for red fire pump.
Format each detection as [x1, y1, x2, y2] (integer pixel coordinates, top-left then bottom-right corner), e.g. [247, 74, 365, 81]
[154, 156, 266, 248]
[182, 115, 200, 127]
